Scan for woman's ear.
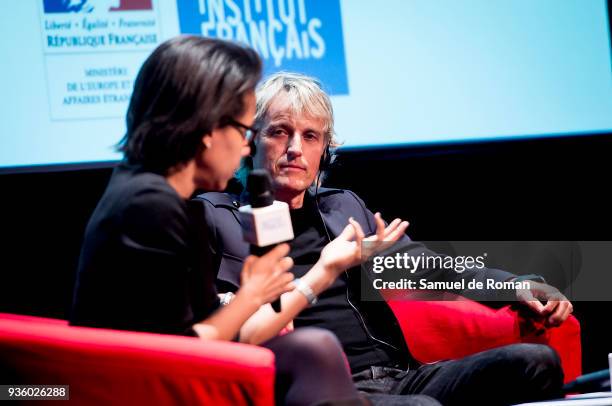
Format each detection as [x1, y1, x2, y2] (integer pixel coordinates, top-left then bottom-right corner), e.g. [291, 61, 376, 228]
[202, 134, 212, 150]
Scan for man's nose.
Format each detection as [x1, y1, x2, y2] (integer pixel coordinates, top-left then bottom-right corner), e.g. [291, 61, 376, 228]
[286, 134, 303, 159]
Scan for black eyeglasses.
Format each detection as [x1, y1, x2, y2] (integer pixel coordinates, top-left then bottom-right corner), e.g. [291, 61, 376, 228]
[225, 118, 258, 141]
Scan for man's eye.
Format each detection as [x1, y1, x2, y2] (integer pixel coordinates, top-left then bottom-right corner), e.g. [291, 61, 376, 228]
[304, 132, 318, 141]
[272, 128, 288, 137]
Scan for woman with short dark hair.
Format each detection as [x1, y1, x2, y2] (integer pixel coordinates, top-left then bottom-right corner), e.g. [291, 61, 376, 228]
[71, 36, 367, 406]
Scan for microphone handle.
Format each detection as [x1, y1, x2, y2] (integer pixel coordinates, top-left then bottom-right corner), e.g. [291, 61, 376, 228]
[250, 244, 282, 313]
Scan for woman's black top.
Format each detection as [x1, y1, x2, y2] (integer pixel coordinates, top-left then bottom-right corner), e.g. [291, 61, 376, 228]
[70, 164, 219, 335]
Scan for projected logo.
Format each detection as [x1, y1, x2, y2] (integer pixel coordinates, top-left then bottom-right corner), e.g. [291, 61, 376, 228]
[43, 0, 153, 13]
[39, 0, 160, 120]
[176, 0, 349, 95]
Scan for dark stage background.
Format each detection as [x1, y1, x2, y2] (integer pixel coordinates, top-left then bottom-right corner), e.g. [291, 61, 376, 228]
[1, 133, 611, 374]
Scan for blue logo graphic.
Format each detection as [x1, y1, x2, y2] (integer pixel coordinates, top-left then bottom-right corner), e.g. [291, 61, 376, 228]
[176, 0, 349, 95]
[43, 0, 153, 13]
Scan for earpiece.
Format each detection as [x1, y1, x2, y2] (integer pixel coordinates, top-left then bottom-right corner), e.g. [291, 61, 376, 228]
[319, 143, 331, 171]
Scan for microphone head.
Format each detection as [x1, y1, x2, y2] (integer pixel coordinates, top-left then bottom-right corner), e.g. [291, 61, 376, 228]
[247, 169, 274, 208]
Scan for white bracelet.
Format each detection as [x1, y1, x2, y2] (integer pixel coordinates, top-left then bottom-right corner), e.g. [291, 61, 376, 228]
[221, 292, 235, 306]
[294, 278, 318, 305]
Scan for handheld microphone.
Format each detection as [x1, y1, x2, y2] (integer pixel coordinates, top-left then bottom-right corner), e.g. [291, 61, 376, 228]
[239, 169, 294, 312]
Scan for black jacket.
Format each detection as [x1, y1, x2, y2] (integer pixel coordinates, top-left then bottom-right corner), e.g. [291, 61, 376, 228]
[192, 186, 515, 371]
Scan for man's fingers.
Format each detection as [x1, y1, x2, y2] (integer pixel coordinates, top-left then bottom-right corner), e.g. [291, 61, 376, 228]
[338, 223, 356, 240]
[385, 221, 409, 241]
[516, 289, 544, 314]
[561, 301, 573, 321]
[547, 307, 564, 326]
[349, 217, 366, 241]
[541, 298, 558, 315]
[541, 290, 568, 315]
[547, 301, 572, 326]
[518, 289, 546, 315]
[520, 282, 573, 326]
[382, 218, 401, 238]
[374, 212, 386, 239]
[525, 300, 546, 315]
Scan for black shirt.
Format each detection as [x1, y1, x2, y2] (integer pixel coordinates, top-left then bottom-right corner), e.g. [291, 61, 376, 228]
[288, 195, 409, 373]
[70, 164, 219, 335]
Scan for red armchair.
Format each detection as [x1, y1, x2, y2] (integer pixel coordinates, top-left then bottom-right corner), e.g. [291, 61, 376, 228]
[386, 298, 581, 383]
[0, 313, 275, 405]
[1, 300, 581, 405]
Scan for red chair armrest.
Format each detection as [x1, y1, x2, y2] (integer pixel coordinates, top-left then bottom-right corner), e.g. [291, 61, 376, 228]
[0, 313, 275, 405]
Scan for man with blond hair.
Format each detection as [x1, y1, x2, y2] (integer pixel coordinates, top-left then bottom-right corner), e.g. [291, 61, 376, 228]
[193, 72, 571, 406]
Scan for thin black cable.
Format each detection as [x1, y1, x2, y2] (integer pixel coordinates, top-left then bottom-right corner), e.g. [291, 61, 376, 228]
[313, 166, 400, 353]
